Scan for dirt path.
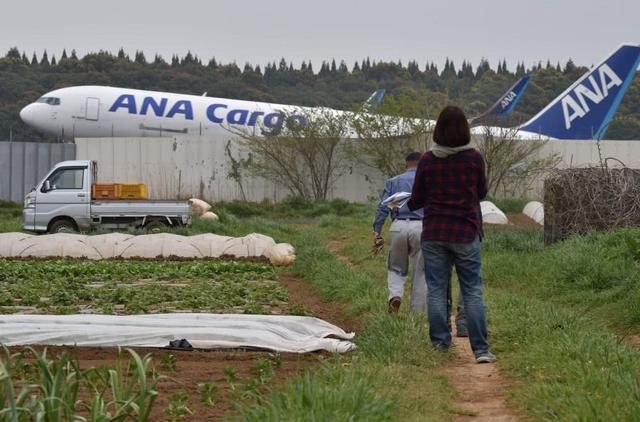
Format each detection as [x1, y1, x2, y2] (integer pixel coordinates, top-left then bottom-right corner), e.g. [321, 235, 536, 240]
[327, 235, 520, 421]
[443, 331, 519, 421]
[626, 335, 640, 347]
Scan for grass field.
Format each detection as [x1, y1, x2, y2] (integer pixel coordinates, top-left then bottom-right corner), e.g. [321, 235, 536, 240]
[1, 199, 640, 420]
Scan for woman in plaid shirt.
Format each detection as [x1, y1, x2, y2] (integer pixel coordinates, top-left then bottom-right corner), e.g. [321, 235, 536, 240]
[408, 105, 496, 364]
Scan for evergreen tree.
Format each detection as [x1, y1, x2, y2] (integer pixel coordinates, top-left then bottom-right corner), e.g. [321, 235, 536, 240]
[563, 58, 576, 74]
[330, 59, 337, 73]
[171, 54, 179, 66]
[255, 64, 262, 75]
[462, 61, 474, 79]
[208, 57, 218, 68]
[181, 51, 195, 65]
[134, 50, 147, 65]
[475, 58, 491, 79]
[117, 48, 127, 60]
[41, 50, 50, 66]
[278, 57, 287, 71]
[70, 49, 78, 60]
[22, 52, 29, 65]
[338, 60, 348, 73]
[307, 61, 313, 73]
[50, 54, 57, 66]
[61, 49, 68, 60]
[407, 60, 419, 75]
[6, 47, 21, 60]
[243, 63, 254, 73]
[30, 52, 38, 66]
[319, 61, 329, 76]
[153, 54, 166, 65]
[441, 58, 456, 79]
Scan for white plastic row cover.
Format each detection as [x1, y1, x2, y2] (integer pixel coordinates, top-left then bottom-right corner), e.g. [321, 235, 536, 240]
[0, 232, 295, 265]
[0, 313, 355, 353]
[523, 201, 544, 225]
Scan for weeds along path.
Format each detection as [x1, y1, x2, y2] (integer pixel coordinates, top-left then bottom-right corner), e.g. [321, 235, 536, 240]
[327, 234, 520, 421]
[443, 333, 519, 421]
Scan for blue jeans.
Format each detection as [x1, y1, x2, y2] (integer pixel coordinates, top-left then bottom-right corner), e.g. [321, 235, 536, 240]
[422, 237, 490, 356]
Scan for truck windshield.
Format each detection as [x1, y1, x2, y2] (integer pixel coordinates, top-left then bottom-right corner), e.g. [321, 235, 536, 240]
[48, 168, 85, 190]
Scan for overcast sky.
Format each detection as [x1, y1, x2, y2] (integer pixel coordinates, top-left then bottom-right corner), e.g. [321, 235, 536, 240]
[2, 0, 638, 72]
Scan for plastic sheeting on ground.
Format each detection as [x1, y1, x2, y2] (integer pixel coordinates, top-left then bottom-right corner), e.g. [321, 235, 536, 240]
[0, 313, 355, 353]
[480, 201, 509, 225]
[0, 232, 296, 265]
[188, 198, 211, 216]
[523, 201, 544, 225]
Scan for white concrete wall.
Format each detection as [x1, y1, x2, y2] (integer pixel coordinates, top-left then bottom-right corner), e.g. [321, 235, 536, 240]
[529, 139, 640, 199]
[76, 136, 640, 202]
[76, 136, 385, 202]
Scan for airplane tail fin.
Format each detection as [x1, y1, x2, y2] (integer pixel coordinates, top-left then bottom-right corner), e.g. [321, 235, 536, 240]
[518, 44, 640, 139]
[360, 89, 386, 112]
[469, 75, 531, 126]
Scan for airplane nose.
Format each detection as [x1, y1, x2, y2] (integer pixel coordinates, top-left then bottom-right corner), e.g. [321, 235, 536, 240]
[20, 104, 36, 125]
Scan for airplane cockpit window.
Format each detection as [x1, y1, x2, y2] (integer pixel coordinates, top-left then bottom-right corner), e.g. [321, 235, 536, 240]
[36, 97, 61, 105]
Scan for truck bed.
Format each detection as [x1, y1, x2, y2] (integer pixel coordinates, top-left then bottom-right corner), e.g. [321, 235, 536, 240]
[91, 200, 190, 216]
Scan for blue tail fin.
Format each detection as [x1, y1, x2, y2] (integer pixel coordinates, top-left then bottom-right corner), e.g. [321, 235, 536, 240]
[470, 75, 531, 126]
[360, 89, 386, 112]
[519, 44, 640, 140]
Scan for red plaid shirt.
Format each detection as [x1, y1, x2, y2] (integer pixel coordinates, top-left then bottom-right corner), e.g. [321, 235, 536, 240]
[407, 149, 487, 243]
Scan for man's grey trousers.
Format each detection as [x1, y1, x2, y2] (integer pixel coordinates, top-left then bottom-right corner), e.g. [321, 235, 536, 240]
[387, 219, 427, 312]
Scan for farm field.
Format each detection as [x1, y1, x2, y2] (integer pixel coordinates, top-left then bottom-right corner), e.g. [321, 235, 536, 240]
[1, 198, 640, 420]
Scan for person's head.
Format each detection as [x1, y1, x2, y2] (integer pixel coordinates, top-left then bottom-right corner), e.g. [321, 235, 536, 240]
[405, 151, 422, 169]
[433, 106, 471, 147]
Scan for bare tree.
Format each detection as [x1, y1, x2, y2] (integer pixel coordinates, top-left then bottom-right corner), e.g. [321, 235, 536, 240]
[349, 95, 435, 177]
[232, 108, 352, 201]
[474, 127, 561, 197]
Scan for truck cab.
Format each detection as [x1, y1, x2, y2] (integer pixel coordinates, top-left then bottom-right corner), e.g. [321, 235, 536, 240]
[23, 160, 191, 233]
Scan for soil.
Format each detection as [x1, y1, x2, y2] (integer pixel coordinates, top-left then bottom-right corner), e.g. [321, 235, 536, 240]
[8, 272, 359, 421]
[507, 213, 543, 230]
[626, 335, 640, 347]
[14, 345, 322, 421]
[280, 274, 360, 333]
[493, 213, 542, 230]
[443, 331, 520, 421]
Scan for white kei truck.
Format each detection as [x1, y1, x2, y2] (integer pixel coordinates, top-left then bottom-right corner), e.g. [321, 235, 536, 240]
[22, 160, 191, 233]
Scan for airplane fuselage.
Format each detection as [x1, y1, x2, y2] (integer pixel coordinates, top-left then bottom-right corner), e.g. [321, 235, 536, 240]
[19, 86, 320, 141]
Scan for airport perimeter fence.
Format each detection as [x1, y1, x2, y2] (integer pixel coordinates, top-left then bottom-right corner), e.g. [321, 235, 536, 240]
[0, 141, 76, 203]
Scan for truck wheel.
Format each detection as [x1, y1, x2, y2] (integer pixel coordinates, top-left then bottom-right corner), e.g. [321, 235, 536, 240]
[49, 219, 77, 234]
[145, 220, 166, 233]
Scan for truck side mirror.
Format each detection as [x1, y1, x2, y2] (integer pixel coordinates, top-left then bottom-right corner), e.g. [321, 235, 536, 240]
[42, 180, 51, 193]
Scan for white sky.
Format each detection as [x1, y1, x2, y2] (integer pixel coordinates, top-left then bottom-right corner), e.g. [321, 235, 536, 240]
[2, 0, 638, 71]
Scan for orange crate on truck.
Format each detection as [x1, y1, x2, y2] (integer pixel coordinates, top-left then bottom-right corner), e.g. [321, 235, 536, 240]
[92, 183, 118, 199]
[115, 183, 148, 199]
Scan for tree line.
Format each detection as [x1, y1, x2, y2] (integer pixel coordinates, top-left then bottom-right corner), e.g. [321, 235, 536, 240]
[1, 47, 639, 141]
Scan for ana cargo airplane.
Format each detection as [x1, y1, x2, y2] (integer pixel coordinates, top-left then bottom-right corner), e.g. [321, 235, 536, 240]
[20, 44, 640, 141]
